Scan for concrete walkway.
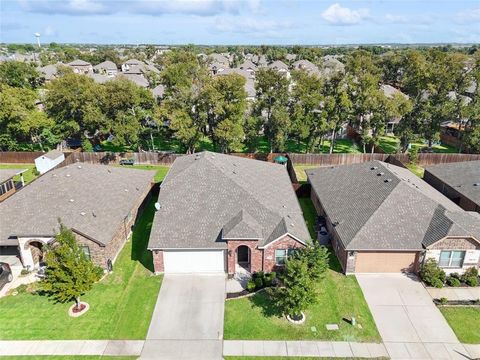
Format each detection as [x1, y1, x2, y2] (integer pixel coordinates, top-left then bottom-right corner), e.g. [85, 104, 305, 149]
[427, 286, 480, 301]
[141, 274, 226, 359]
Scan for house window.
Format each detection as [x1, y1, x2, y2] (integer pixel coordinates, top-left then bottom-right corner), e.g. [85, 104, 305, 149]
[438, 250, 465, 268]
[275, 249, 295, 265]
[81, 246, 91, 261]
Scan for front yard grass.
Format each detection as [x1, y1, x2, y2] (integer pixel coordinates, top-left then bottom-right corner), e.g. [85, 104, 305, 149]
[0, 357, 136, 360]
[0, 194, 163, 340]
[439, 307, 480, 344]
[224, 198, 380, 343]
[0, 163, 38, 184]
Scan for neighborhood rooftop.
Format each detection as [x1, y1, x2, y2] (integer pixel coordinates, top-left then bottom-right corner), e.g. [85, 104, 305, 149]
[148, 151, 310, 250]
[425, 160, 480, 205]
[0, 169, 26, 184]
[0, 163, 155, 246]
[307, 161, 480, 251]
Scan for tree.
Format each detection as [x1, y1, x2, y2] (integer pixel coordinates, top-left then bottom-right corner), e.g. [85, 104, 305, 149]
[254, 68, 290, 152]
[292, 243, 329, 281]
[158, 50, 210, 153]
[0, 61, 41, 89]
[345, 50, 384, 152]
[40, 224, 102, 309]
[270, 255, 316, 319]
[289, 70, 326, 152]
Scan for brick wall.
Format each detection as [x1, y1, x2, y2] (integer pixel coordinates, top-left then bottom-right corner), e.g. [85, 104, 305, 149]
[429, 237, 479, 251]
[153, 250, 164, 273]
[262, 235, 305, 272]
[226, 240, 262, 275]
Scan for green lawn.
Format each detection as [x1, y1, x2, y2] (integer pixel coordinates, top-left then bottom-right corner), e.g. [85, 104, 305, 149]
[405, 163, 425, 178]
[410, 141, 458, 153]
[440, 307, 480, 344]
[378, 136, 400, 154]
[224, 198, 380, 343]
[0, 192, 163, 340]
[293, 165, 318, 183]
[115, 164, 169, 184]
[0, 163, 38, 184]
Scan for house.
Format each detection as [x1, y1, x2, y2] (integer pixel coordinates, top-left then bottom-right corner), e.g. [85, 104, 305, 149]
[319, 55, 345, 77]
[37, 64, 59, 81]
[93, 60, 118, 76]
[268, 60, 289, 73]
[34, 150, 65, 174]
[209, 53, 230, 67]
[237, 59, 257, 75]
[66, 59, 93, 74]
[118, 73, 149, 88]
[148, 152, 310, 275]
[424, 160, 480, 213]
[0, 169, 26, 202]
[308, 161, 480, 274]
[151, 84, 165, 100]
[380, 84, 409, 134]
[121, 59, 145, 72]
[292, 59, 321, 76]
[0, 164, 155, 270]
[215, 68, 256, 101]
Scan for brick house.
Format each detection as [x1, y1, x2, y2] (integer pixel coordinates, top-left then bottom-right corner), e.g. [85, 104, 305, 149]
[308, 161, 480, 274]
[148, 152, 310, 276]
[0, 163, 155, 270]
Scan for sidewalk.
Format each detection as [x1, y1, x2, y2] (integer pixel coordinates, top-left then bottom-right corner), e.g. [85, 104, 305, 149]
[223, 340, 480, 359]
[427, 286, 480, 301]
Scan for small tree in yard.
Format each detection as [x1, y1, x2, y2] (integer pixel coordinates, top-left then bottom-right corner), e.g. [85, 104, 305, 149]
[40, 224, 102, 310]
[419, 258, 446, 288]
[271, 244, 329, 321]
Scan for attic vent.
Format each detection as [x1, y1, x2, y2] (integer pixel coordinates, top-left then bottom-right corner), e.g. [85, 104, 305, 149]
[377, 172, 385, 176]
[371, 166, 378, 170]
[80, 212, 86, 216]
[69, 199, 74, 202]
[66, 174, 71, 177]
[77, 165, 82, 169]
[474, 183, 480, 187]
[124, 188, 129, 192]
[384, 179, 393, 183]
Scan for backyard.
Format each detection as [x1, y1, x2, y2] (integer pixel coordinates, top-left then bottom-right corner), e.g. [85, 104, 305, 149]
[440, 307, 480, 344]
[0, 166, 167, 340]
[223, 198, 381, 343]
[0, 163, 39, 184]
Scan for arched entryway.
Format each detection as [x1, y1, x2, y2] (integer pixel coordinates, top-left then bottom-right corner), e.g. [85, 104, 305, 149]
[236, 245, 250, 271]
[25, 241, 45, 266]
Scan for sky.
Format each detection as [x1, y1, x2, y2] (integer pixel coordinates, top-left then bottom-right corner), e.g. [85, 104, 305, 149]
[1, 0, 479, 45]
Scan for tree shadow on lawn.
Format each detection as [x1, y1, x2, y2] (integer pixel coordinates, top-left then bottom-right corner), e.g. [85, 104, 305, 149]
[248, 290, 283, 319]
[326, 246, 343, 274]
[130, 194, 158, 273]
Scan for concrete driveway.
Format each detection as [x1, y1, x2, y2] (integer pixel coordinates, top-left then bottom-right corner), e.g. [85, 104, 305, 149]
[356, 274, 459, 344]
[141, 274, 225, 360]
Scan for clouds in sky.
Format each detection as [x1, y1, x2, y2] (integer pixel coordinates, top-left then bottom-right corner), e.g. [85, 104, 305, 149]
[3, 1, 480, 44]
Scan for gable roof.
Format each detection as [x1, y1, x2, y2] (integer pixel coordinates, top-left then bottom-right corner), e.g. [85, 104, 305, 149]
[0, 163, 155, 246]
[238, 59, 257, 71]
[268, 60, 289, 71]
[307, 161, 480, 250]
[67, 59, 91, 67]
[0, 169, 26, 184]
[94, 60, 117, 71]
[425, 161, 480, 206]
[148, 152, 309, 249]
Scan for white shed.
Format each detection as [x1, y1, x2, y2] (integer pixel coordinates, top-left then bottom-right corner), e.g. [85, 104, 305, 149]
[35, 150, 65, 174]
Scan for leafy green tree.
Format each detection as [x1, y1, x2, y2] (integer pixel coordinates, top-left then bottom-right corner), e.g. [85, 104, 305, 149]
[0, 85, 56, 150]
[292, 243, 329, 281]
[40, 224, 102, 309]
[270, 256, 316, 319]
[464, 51, 480, 153]
[254, 68, 290, 152]
[44, 73, 106, 139]
[0, 61, 41, 89]
[290, 70, 326, 152]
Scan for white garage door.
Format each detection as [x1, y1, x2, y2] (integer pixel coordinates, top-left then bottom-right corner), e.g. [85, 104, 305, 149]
[163, 250, 225, 274]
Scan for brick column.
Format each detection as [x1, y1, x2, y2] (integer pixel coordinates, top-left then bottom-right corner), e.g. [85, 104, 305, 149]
[153, 250, 164, 273]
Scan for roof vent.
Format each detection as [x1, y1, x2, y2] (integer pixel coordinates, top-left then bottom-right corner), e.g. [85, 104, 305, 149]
[474, 183, 480, 187]
[53, 174, 57, 177]
[77, 165, 82, 169]
[384, 179, 393, 183]
[80, 212, 86, 216]
[377, 172, 385, 176]
[92, 211, 96, 217]
[371, 166, 378, 170]
[291, 223, 295, 227]
[66, 174, 71, 177]
[283, 205, 287, 208]
[108, 169, 111, 173]
[69, 199, 74, 202]
[154, 202, 161, 211]
[124, 188, 129, 192]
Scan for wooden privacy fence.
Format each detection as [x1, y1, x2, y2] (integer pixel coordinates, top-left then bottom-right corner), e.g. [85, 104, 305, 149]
[62, 152, 183, 165]
[0, 151, 45, 164]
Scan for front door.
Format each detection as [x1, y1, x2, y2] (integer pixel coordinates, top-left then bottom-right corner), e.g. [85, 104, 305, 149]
[237, 246, 249, 264]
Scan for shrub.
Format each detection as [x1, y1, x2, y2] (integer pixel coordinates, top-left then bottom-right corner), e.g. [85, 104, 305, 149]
[254, 277, 264, 289]
[292, 243, 329, 281]
[446, 276, 461, 287]
[450, 272, 461, 280]
[20, 269, 31, 276]
[408, 147, 419, 165]
[246, 280, 256, 292]
[439, 297, 448, 305]
[264, 272, 276, 287]
[82, 138, 94, 152]
[420, 258, 445, 288]
[465, 276, 479, 287]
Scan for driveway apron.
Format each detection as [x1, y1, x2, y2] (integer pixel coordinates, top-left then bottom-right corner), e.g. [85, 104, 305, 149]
[141, 274, 225, 360]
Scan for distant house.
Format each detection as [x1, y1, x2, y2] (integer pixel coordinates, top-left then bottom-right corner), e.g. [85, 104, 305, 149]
[87, 73, 112, 84]
[34, 150, 65, 174]
[424, 161, 480, 213]
[148, 152, 310, 275]
[118, 73, 149, 88]
[319, 55, 345, 77]
[121, 59, 145, 72]
[308, 161, 480, 274]
[215, 68, 256, 101]
[37, 64, 59, 81]
[151, 84, 165, 100]
[209, 53, 230, 67]
[121, 59, 159, 75]
[380, 84, 409, 134]
[237, 59, 257, 75]
[0, 169, 26, 202]
[93, 60, 118, 76]
[66, 59, 93, 74]
[268, 60, 289, 73]
[292, 59, 320, 76]
[0, 164, 155, 270]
